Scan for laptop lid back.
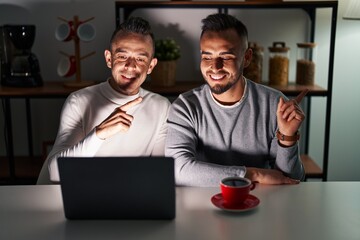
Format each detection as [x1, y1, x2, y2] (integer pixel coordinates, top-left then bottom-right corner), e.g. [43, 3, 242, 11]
[57, 156, 175, 220]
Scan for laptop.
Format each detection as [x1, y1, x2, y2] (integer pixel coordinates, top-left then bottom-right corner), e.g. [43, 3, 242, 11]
[57, 156, 175, 220]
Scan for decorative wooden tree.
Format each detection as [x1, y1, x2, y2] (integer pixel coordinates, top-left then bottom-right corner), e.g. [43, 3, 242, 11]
[56, 15, 95, 87]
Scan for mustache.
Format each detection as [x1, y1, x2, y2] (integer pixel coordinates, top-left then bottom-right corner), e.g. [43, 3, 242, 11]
[120, 71, 139, 79]
[206, 70, 228, 75]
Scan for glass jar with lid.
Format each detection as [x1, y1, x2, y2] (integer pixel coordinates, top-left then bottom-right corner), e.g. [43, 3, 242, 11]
[296, 42, 317, 85]
[243, 42, 263, 83]
[268, 42, 290, 86]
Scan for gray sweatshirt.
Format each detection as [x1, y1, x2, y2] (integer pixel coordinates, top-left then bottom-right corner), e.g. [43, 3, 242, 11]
[165, 79, 304, 187]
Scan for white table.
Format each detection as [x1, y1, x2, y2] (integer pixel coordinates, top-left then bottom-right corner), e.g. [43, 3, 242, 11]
[1, 182, 359, 240]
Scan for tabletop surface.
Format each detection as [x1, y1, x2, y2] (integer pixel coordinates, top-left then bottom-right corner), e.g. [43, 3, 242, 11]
[1, 182, 359, 240]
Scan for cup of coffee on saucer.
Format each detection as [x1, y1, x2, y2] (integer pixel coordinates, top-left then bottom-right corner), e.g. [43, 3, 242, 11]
[211, 177, 259, 212]
[221, 177, 256, 207]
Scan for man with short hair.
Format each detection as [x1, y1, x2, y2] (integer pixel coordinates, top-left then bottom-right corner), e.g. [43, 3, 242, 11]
[166, 13, 306, 187]
[38, 17, 170, 183]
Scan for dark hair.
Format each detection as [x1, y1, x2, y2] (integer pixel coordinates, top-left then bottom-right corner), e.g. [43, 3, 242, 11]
[201, 13, 248, 45]
[110, 17, 155, 54]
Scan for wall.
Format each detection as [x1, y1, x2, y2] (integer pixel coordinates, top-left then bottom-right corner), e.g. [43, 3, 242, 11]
[327, 0, 360, 181]
[0, 0, 359, 181]
[0, 0, 117, 157]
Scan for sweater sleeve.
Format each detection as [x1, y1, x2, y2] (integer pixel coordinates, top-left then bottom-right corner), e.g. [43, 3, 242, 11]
[165, 97, 246, 187]
[271, 137, 305, 181]
[268, 91, 305, 181]
[150, 100, 170, 156]
[47, 94, 104, 182]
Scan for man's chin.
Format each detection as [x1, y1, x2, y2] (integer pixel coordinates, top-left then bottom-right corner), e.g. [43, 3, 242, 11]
[208, 83, 230, 95]
[111, 81, 141, 95]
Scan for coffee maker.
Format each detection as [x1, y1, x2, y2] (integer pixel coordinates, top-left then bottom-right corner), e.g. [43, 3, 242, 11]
[0, 25, 43, 87]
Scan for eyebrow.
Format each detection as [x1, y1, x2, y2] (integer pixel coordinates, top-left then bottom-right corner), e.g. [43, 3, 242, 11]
[201, 50, 235, 55]
[114, 48, 150, 57]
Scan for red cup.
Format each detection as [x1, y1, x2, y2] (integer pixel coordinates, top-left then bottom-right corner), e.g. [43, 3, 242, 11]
[57, 55, 76, 77]
[220, 177, 256, 207]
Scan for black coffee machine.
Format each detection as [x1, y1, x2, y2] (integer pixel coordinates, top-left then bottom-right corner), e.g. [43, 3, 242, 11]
[0, 25, 43, 87]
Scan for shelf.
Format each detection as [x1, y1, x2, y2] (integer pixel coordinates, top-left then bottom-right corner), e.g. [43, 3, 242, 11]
[301, 154, 323, 179]
[116, 1, 338, 9]
[116, 1, 338, 25]
[0, 81, 92, 98]
[0, 80, 327, 98]
[142, 80, 326, 97]
[268, 83, 327, 96]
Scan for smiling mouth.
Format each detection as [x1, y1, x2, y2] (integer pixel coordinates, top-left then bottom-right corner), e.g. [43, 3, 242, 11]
[210, 74, 226, 81]
[122, 74, 136, 80]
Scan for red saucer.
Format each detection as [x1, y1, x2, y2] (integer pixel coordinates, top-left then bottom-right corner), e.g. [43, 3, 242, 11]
[211, 193, 260, 212]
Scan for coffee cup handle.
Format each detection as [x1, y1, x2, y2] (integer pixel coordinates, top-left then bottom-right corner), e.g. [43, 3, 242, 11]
[250, 182, 256, 191]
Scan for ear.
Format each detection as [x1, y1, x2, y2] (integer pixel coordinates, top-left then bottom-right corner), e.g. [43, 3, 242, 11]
[146, 58, 158, 74]
[104, 50, 112, 68]
[243, 48, 253, 68]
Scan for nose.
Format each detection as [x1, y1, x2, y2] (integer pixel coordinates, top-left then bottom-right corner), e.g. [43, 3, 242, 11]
[125, 57, 136, 70]
[211, 57, 223, 70]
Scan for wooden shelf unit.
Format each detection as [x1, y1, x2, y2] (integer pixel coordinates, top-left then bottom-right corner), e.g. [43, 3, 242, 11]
[116, 0, 338, 180]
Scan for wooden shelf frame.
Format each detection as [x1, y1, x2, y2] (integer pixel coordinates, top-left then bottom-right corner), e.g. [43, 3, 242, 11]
[116, 0, 338, 180]
[142, 81, 328, 97]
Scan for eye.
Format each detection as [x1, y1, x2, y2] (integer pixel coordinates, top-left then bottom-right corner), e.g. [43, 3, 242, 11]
[222, 55, 234, 61]
[201, 56, 212, 61]
[136, 57, 146, 62]
[115, 53, 127, 61]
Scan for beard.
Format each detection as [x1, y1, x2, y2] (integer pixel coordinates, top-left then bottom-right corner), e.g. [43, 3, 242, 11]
[205, 73, 242, 95]
[209, 81, 234, 94]
[204, 63, 245, 94]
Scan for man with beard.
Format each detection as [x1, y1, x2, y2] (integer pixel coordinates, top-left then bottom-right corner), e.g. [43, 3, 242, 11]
[38, 17, 170, 183]
[165, 13, 306, 187]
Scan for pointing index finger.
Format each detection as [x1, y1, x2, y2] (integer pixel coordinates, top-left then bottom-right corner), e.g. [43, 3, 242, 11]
[119, 97, 143, 112]
[294, 89, 309, 104]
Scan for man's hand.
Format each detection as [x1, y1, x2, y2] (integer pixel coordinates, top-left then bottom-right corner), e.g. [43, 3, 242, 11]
[276, 89, 308, 146]
[95, 97, 143, 140]
[245, 167, 300, 185]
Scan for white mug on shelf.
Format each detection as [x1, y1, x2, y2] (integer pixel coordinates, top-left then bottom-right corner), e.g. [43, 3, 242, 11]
[77, 23, 96, 42]
[55, 20, 95, 42]
[55, 22, 75, 42]
[57, 55, 76, 77]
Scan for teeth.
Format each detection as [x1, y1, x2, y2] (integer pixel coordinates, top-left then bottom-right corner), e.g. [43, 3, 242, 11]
[123, 75, 135, 79]
[211, 75, 224, 80]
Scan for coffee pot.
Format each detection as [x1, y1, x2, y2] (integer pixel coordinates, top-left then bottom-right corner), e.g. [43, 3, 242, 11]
[0, 25, 43, 87]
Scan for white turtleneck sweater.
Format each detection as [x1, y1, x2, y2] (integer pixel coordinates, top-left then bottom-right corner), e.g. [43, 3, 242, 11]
[46, 80, 171, 182]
